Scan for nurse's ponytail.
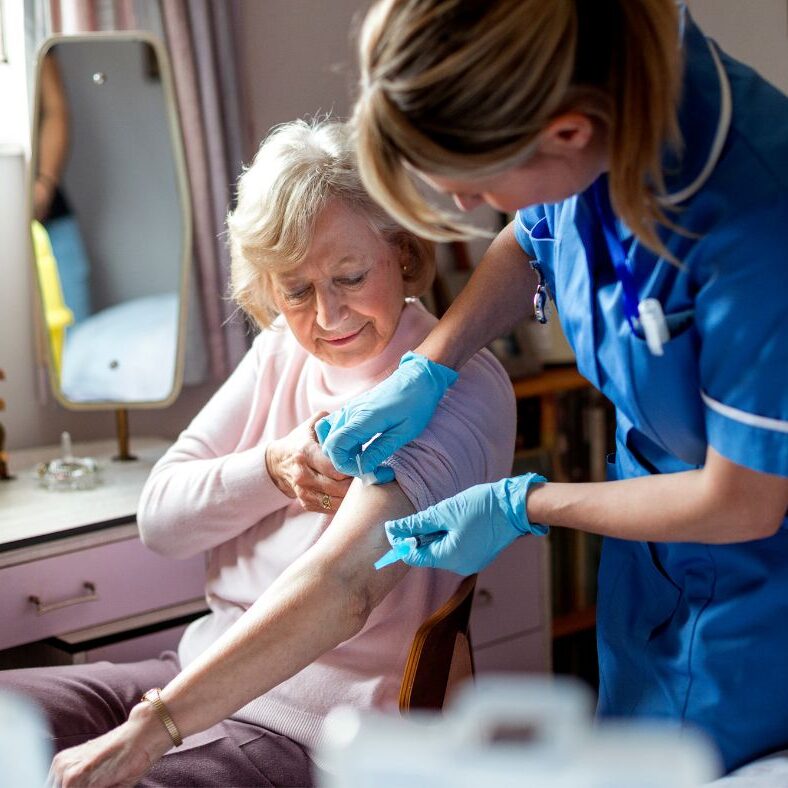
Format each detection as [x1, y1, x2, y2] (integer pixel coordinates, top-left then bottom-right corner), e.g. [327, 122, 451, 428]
[354, 0, 683, 258]
[605, 0, 682, 255]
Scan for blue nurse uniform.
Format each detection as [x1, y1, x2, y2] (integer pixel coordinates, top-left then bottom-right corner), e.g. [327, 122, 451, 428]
[513, 13, 788, 773]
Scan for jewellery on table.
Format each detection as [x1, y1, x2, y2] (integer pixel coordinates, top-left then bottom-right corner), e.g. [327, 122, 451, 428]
[321, 493, 332, 511]
[140, 688, 183, 747]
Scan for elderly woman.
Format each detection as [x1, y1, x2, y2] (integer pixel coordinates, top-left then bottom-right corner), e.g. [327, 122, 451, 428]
[1, 120, 515, 787]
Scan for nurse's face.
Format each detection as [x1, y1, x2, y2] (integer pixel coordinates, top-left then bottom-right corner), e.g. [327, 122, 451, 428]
[271, 200, 407, 368]
[418, 113, 608, 213]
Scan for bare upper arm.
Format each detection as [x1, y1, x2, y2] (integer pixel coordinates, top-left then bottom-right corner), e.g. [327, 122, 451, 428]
[307, 478, 416, 610]
[703, 446, 788, 538]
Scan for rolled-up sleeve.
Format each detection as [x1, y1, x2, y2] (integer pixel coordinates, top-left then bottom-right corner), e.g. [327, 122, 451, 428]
[383, 348, 516, 510]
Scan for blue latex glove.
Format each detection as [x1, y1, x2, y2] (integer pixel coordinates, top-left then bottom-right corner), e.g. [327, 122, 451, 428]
[384, 474, 548, 575]
[316, 351, 459, 477]
[316, 407, 396, 485]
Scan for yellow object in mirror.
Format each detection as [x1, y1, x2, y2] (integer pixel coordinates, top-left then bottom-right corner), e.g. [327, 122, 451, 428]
[31, 220, 74, 379]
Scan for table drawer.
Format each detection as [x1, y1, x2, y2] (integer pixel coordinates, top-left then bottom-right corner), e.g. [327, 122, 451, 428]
[470, 536, 549, 648]
[0, 538, 205, 650]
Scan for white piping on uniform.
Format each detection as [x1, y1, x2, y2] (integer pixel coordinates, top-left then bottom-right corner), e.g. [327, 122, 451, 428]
[662, 40, 733, 206]
[701, 391, 788, 434]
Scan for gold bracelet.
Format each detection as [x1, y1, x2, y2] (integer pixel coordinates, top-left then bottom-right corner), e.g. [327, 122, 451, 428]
[140, 688, 183, 747]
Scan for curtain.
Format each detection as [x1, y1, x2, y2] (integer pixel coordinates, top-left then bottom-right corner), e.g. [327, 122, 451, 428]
[160, 0, 249, 378]
[26, 0, 250, 383]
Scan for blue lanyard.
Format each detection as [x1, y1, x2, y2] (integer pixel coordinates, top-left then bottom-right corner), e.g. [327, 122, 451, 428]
[590, 178, 641, 331]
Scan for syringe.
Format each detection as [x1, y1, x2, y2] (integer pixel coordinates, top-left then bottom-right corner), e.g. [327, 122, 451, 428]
[374, 529, 448, 570]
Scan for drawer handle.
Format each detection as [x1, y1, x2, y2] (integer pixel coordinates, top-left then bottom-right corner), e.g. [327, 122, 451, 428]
[476, 588, 493, 607]
[28, 582, 99, 615]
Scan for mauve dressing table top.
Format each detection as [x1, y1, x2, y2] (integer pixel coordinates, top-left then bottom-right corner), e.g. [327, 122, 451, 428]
[0, 437, 169, 555]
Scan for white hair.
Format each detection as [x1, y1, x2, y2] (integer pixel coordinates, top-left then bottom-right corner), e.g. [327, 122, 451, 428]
[227, 118, 434, 329]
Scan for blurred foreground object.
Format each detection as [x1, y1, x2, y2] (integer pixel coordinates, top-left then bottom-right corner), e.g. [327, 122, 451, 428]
[0, 691, 52, 786]
[318, 675, 721, 787]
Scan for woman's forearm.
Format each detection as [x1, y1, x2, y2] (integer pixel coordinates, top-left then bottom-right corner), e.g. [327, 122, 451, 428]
[160, 558, 368, 736]
[150, 481, 413, 740]
[527, 447, 787, 543]
[417, 222, 537, 370]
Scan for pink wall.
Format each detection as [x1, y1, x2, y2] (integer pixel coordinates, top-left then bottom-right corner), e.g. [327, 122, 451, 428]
[237, 0, 365, 158]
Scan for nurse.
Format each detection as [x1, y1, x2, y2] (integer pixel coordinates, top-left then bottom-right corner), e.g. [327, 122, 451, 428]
[318, 0, 788, 774]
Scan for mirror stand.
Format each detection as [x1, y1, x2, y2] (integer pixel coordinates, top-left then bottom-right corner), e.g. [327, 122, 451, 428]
[113, 409, 137, 462]
[0, 368, 13, 480]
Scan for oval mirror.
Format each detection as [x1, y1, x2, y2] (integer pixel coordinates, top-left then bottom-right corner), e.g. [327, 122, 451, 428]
[29, 33, 192, 409]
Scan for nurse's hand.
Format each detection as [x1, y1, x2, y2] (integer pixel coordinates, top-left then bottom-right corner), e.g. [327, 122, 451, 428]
[385, 474, 549, 576]
[266, 412, 353, 512]
[316, 352, 459, 477]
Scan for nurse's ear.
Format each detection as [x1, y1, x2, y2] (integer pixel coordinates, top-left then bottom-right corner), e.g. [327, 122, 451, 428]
[536, 112, 600, 158]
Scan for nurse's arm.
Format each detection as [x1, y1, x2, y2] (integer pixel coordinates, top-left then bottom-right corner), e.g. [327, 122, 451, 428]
[527, 447, 788, 543]
[417, 221, 538, 370]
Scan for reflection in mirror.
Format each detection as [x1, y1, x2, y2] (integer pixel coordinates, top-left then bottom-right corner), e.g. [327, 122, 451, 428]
[30, 34, 193, 407]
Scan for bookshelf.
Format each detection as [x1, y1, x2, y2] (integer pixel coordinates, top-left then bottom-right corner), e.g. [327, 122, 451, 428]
[510, 365, 608, 677]
[511, 366, 590, 469]
[511, 365, 589, 398]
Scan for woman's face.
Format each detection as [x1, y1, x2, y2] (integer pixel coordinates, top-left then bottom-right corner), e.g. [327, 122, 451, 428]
[271, 200, 407, 367]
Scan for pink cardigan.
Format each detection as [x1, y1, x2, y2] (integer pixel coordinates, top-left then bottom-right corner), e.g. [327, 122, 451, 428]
[138, 300, 516, 750]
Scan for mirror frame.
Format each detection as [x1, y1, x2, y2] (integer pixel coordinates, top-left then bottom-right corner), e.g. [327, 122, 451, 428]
[28, 31, 193, 411]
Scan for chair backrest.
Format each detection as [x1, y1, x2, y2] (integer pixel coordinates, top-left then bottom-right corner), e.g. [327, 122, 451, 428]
[399, 574, 477, 712]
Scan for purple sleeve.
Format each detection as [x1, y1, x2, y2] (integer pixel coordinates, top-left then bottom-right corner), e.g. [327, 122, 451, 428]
[384, 348, 516, 511]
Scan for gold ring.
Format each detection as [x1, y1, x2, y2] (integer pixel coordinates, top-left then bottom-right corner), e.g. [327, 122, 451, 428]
[321, 493, 332, 511]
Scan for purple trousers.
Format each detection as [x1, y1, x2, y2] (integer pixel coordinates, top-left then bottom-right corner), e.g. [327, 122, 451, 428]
[0, 652, 314, 787]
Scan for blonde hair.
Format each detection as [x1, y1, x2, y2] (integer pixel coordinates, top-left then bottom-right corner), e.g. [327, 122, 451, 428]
[354, 0, 683, 257]
[228, 118, 434, 330]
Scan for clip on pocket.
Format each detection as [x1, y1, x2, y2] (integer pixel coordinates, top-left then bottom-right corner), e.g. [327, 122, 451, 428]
[638, 298, 669, 356]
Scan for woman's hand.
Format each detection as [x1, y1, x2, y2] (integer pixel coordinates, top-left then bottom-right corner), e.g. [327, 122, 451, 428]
[48, 703, 171, 788]
[266, 412, 353, 512]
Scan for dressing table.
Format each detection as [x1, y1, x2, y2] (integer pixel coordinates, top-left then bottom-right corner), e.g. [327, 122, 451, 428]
[1, 31, 203, 668]
[0, 438, 206, 667]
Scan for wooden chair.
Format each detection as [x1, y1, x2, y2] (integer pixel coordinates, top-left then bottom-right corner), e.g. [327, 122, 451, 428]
[398, 574, 477, 712]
